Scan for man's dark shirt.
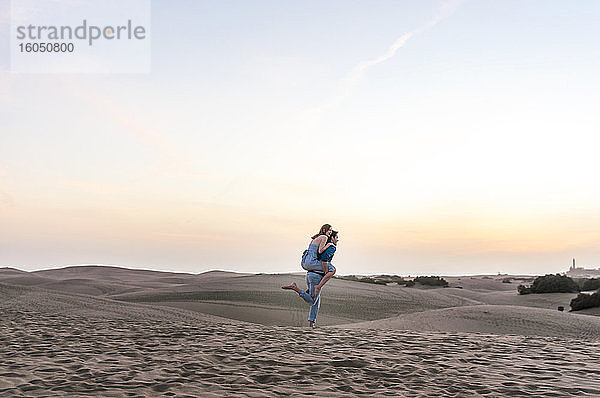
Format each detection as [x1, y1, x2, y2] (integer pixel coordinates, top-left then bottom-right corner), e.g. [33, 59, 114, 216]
[317, 245, 336, 263]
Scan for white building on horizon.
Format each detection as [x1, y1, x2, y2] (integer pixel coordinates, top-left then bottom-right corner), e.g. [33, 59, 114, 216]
[566, 259, 600, 278]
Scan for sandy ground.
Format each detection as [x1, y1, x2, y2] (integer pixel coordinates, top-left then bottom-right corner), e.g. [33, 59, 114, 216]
[1, 266, 600, 397]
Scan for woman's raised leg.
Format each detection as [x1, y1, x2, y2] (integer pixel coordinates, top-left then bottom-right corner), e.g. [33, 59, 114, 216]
[312, 266, 336, 298]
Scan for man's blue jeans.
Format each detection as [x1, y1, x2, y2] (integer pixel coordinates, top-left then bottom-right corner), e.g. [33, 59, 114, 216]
[298, 271, 323, 322]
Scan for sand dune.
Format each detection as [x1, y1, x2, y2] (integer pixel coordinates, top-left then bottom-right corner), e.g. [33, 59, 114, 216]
[340, 304, 600, 340]
[32, 265, 199, 282]
[33, 278, 143, 297]
[433, 286, 581, 314]
[1, 267, 594, 327]
[111, 273, 480, 326]
[444, 275, 530, 291]
[0, 267, 28, 278]
[0, 283, 238, 325]
[1, 279, 600, 397]
[2, 266, 600, 396]
[0, 274, 55, 286]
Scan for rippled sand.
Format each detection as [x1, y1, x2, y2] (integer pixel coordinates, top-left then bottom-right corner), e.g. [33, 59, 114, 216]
[1, 266, 600, 397]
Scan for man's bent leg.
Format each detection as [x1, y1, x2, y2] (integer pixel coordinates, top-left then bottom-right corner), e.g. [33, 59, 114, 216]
[306, 272, 323, 323]
[298, 289, 316, 305]
[308, 291, 320, 323]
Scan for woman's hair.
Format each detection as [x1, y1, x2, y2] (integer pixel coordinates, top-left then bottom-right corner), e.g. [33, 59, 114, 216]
[327, 230, 338, 244]
[311, 224, 332, 239]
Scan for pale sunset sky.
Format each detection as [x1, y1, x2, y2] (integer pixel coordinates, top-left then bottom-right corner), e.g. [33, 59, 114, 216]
[1, 0, 600, 275]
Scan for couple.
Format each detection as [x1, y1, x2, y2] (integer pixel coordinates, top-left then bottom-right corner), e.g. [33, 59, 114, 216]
[282, 224, 339, 327]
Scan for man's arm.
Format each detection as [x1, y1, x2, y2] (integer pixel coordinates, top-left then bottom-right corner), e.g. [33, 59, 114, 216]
[316, 235, 333, 254]
[320, 246, 336, 273]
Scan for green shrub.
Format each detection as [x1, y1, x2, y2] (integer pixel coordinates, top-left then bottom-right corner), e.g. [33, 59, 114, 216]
[413, 276, 448, 287]
[334, 275, 359, 282]
[359, 277, 387, 285]
[404, 280, 415, 287]
[582, 278, 600, 291]
[377, 275, 405, 284]
[570, 291, 600, 311]
[518, 284, 532, 295]
[512, 277, 535, 282]
[531, 274, 579, 293]
[518, 274, 579, 294]
[334, 275, 388, 285]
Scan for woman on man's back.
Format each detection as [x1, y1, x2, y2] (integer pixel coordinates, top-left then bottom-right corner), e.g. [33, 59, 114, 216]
[281, 224, 339, 327]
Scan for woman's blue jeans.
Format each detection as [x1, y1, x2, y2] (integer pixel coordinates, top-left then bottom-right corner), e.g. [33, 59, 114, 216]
[298, 271, 323, 322]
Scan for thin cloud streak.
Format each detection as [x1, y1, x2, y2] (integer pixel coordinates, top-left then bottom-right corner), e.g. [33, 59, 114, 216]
[312, 0, 465, 114]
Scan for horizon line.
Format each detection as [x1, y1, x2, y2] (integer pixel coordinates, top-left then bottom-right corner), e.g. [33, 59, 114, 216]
[0, 263, 568, 277]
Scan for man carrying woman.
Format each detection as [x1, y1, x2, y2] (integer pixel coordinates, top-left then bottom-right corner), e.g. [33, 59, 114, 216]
[281, 224, 339, 327]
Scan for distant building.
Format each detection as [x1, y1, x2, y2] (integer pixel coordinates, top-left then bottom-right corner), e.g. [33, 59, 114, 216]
[566, 258, 600, 278]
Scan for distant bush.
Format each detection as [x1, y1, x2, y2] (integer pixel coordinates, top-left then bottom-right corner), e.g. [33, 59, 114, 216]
[532, 274, 579, 293]
[581, 278, 600, 291]
[517, 274, 579, 295]
[334, 275, 359, 282]
[570, 291, 600, 311]
[359, 277, 387, 285]
[512, 277, 535, 282]
[502, 278, 512, 283]
[334, 275, 389, 285]
[518, 285, 532, 295]
[377, 275, 405, 284]
[336, 274, 431, 287]
[413, 276, 448, 287]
